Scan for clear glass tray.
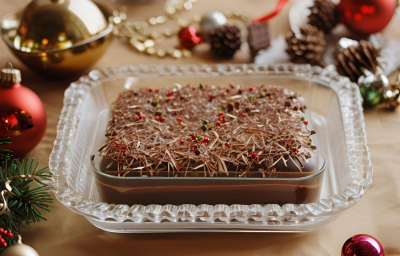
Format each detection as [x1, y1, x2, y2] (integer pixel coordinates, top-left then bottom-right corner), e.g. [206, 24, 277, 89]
[49, 64, 372, 233]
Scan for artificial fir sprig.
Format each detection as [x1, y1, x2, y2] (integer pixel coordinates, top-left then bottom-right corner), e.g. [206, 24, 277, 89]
[0, 138, 53, 249]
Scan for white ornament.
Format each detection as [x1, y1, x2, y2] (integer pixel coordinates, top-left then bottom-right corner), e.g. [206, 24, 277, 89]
[200, 11, 226, 38]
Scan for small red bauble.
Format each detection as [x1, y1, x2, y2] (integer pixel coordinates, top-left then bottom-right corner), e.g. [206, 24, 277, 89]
[337, 0, 396, 35]
[341, 234, 384, 256]
[216, 120, 221, 126]
[178, 26, 203, 49]
[0, 69, 47, 156]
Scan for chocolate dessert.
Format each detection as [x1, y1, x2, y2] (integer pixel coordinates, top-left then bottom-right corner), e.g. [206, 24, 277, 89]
[94, 84, 324, 205]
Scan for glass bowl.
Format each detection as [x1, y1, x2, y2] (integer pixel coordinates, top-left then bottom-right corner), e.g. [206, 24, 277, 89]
[49, 64, 372, 232]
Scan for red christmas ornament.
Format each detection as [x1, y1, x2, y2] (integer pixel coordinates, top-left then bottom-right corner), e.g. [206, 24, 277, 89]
[337, 0, 396, 35]
[178, 26, 203, 49]
[0, 64, 47, 156]
[342, 234, 384, 256]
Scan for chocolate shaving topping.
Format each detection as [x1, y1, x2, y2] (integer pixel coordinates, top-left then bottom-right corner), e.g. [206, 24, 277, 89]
[98, 84, 317, 177]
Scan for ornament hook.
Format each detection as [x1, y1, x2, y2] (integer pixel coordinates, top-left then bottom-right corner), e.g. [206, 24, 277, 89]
[5, 63, 13, 70]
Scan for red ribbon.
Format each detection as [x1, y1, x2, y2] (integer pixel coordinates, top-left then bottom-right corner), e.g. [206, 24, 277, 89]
[252, 0, 289, 23]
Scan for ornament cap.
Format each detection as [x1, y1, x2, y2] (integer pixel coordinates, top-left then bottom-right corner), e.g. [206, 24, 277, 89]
[1, 63, 21, 88]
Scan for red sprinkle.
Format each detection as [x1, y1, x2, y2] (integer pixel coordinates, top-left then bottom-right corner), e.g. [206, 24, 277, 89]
[191, 134, 197, 140]
[168, 91, 173, 96]
[218, 112, 224, 118]
[225, 142, 230, 148]
[249, 86, 253, 91]
[209, 97, 214, 102]
[187, 138, 192, 142]
[113, 141, 118, 147]
[118, 149, 122, 152]
[149, 88, 153, 92]
[161, 117, 166, 122]
[222, 117, 226, 123]
[156, 115, 160, 120]
[251, 153, 258, 159]
[122, 145, 127, 150]
[192, 87, 196, 90]
[192, 145, 198, 150]
[178, 117, 183, 123]
[229, 84, 234, 89]
[155, 88, 159, 92]
[110, 118, 115, 123]
[207, 125, 211, 130]
[167, 96, 172, 101]
[303, 121, 308, 125]
[216, 120, 221, 126]
[241, 113, 246, 117]
[287, 148, 290, 151]
[138, 114, 143, 119]
[203, 137, 209, 143]
[180, 139, 184, 144]
[292, 147, 297, 152]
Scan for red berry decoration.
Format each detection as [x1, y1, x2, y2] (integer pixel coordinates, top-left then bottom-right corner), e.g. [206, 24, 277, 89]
[191, 134, 197, 140]
[178, 117, 183, 123]
[241, 113, 246, 117]
[341, 234, 384, 256]
[303, 121, 308, 125]
[222, 117, 226, 123]
[203, 137, 209, 143]
[187, 138, 192, 142]
[156, 115, 160, 120]
[113, 141, 118, 147]
[292, 147, 297, 152]
[168, 91, 173, 96]
[110, 118, 115, 123]
[225, 142, 230, 148]
[194, 149, 201, 155]
[251, 153, 258, 159]
[155, 88, 159, 92]
[249, 86, 253, 91]
[178, 26, 203, 49]
[218, 112, 224, 118]
[180, 139, 184, 144]
[216, 120, 221, 126]
[149, 88, 153, 92]
[192, 144, 198, 151]
[138, 115, 143, 119]
[3, 242, 6, 248]
[337, 0, 396, 35]
[161, 117, 166, 122]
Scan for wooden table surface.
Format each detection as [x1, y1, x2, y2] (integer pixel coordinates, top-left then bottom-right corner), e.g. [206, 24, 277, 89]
[1, 0, 400, 255]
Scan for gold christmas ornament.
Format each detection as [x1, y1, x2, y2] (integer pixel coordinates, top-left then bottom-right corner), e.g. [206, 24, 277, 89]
[2, 236, 39, 256]
[0, 0, 113, 77]
[383, 74, 400, 109]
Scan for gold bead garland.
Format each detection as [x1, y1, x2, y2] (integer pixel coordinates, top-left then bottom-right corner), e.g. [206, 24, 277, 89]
[112, 1, 250, 59]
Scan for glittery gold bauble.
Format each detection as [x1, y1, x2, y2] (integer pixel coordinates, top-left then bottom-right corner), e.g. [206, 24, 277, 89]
[383, 83, 400, 109]
[2, 236, 39, 256]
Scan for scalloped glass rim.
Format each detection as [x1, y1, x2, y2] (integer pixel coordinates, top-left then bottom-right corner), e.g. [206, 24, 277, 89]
[49, 63, 372, 231]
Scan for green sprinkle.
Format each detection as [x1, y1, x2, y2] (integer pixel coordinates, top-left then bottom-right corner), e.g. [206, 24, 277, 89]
[260, 92, 266, 98]
[199, 83, 204, 89]
[155, 110, 162, 116]
[156, 104, 161, 109]
[189, 132, 195, 136]
[202, 120, 209, 125]
[105, 132, 111, 136]
[197, 135, 204, 141]
[301, 116, 305, 121]
[289, 95, 297, 99]
[201, 125, 207, 132]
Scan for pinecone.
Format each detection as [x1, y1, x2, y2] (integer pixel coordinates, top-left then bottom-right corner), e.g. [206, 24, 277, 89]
[334, 40, 379, 82]
[308, 0, 339, 34]
[285, 25, 326, 66]
[209, 25, 242, 58]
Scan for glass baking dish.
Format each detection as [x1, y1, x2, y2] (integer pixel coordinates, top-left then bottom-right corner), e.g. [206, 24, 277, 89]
[49, 64, 372, 232]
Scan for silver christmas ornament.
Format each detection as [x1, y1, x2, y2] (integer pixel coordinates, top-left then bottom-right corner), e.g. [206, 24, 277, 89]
[2, 236, 39, 256]
[200, 11, 227, 39]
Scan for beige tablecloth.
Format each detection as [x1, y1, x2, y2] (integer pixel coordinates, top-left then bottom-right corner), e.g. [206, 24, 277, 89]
[1, 0, 400, 255]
